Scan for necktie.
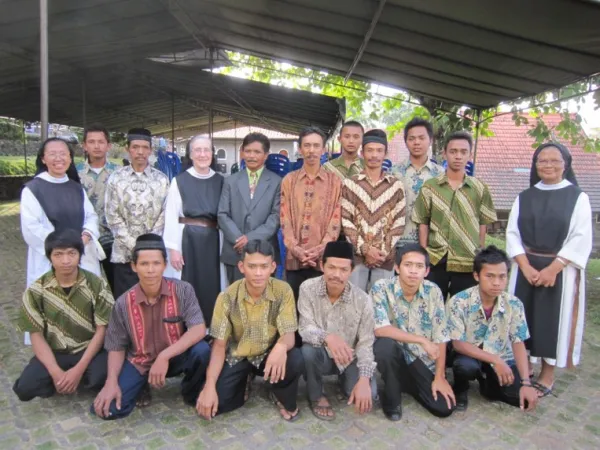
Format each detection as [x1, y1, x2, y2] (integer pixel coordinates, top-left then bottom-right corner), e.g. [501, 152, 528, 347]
[249, 172, 257, 199]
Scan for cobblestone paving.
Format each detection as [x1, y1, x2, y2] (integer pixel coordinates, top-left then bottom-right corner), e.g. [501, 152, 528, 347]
[1, 201, 600, 449]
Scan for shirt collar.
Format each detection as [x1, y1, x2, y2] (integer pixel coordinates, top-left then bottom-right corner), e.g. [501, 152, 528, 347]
[128, 164, 153, 177]
[247, 166, 265, 178]
[318, 276, 352, 303]
[81, 160, 111, 173]
[437, 172, 473, 187]
[356, 170, 395, 184]
[134, 278, 170, 304]
[44, 269, 86, 290]
[392, 278, 426, 302]
[298, 166, 327, 181]
[241, 278, 277, 303]
[473, 287, 506, 316]
[332, 156, 362, 168]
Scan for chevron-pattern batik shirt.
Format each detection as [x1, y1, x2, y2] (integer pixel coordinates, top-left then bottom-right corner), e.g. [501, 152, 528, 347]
[341, 171, 406, 270]
[412, 173, 497, 272]
[17, 269, 115, 354]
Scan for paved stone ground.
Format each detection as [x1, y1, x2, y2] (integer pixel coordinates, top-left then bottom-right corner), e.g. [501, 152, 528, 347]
[1, 201, 600, 450]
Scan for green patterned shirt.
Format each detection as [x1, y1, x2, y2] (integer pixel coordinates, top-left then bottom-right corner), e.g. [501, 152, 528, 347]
[17, 269, 115, 353]
[412, 173, 497, 272]
[323, 156, 364, 180]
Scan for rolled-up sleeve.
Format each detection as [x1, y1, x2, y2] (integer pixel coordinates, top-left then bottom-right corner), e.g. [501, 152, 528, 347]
[355, 295, 377, 378]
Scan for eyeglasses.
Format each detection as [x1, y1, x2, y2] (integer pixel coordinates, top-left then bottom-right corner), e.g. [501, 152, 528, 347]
[536, 159, 564, 167]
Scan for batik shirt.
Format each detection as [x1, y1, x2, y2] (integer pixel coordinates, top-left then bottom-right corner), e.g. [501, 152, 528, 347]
[210, 278, 298, 367]
[323, 156, 364, 180]
[412, 173, 497, 272]
[298, 276, 376, 378]
[77, 160, 119, 247]
[104, 165, 169, 263]
[371, 278, 448, 372]
[391, 159, 444, 244]
[446, 286, 530, 365]
[17, 269, 114, 354]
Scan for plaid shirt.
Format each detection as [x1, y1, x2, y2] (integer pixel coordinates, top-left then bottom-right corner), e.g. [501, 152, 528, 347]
[210, 278, 298, 367]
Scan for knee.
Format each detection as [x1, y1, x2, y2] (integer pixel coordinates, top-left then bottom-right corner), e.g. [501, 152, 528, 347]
[453, 355, 480, 379]
[301, 344, 323, 365]
[430, 402, 455, 419]
[13, 381, 35, 402]
[189, 340, 211, 365]
[374, 338, 399, 363]
[286, 348, 305, 377]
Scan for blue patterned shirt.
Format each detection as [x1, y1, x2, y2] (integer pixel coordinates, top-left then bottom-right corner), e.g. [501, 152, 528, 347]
[446, 286, 530, 365]
[371, 278, 449, 372]
[391, 159, 444, 244]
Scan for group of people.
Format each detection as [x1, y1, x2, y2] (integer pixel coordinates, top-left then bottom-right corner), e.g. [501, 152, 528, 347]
[13, 117, 592, 424]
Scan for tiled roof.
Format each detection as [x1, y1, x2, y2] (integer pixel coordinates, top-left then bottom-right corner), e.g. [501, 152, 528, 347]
[476, 114, 600, 212]
[210, 126, 297, 140]
[388, 134, 410, 164]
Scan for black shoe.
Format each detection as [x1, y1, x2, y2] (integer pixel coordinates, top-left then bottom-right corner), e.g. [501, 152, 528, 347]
[383, 406, 402, 421]
[455, 391, 468, 412]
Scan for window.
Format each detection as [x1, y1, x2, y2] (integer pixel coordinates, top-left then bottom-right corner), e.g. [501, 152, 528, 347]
[216, 148, 227, 160]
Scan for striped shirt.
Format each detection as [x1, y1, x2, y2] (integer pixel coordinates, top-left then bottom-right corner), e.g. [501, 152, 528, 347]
[323, 156, 364, 180]
[211, 278, 298, 368]
[341, 172, 406, 270]
[412, 173, 497, 272]
[17, 269, 114, 354]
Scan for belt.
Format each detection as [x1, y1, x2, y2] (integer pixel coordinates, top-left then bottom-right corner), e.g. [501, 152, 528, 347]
[178, 217, 218, 228]
[525, 247, 557, 257]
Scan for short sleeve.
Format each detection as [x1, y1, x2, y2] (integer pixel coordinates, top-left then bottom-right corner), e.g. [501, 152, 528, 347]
[104, 302, 131, 351]
[369, 280, 392, 329]
[210, 293, 233, 341]
[429, 285, 450, 343]
[93, 278, 115, 326]
[508, 298, 530, 343]
[479, 183, 497, 225]
[177, 281, 205, 327]
[445, 294, 467, 341]
[411, 184, 431, 225]
[276, 287, 299, 335]
[17, 285, 45, 334]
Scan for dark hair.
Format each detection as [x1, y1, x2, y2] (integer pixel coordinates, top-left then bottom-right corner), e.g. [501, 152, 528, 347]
[183, 135, 217, 171]
[444, 131, 473, 152]
[473, 245, 510, 274]
[127, 127, 152, 147]
[242, 240, 275, 260]
[340, 120, 364, 134]
[298, 126, 326, 147]
[242, 132, 270, 153]
[131, 234, 167, 264]
[45, 229, 84, 260]
[35, 137, 81, 183]
[83, 124, 110, 143]
[404, 117, 433, 142]
[395, 243, 430, 267]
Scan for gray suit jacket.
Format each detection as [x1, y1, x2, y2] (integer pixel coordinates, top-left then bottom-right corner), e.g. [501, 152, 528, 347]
[218, 168, 281, 266]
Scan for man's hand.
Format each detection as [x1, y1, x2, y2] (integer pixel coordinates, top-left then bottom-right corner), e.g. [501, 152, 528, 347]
[535, 266, 559, 288]
[325, 334, 354, 367]
[233, 235, 249, 253]
[49, 367, 67, 393]
[348, 377, 372, 414]
[520, 263, 540, 286]
[196, 385, 219, 420]
[169, 249, 185, 272]
[263, 343, 287, 384]
[364, 247, 385, 268]
[431, 376, 456, 410]
[93, 381, 122, 418]
[56, 365, 85, 394]
[493, 358, 515, 386]
[81, 233, 91, 246]
[148, 354, 169, 389]
[421, 339, 440, 361]
[519, 385, 538, 412]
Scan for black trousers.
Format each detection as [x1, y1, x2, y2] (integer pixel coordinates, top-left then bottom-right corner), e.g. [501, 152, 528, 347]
[426, 255, 477, 302]
[215, 348, 304, 415]
[374, 338, 454, 418]
[225, 264, 244, 285]
[113, 263, 139, 299]
[452, 354, 521, 407]
[13, 349, 108, 401]
[286, 268, 322, 347]
[101, 243, 115, 292]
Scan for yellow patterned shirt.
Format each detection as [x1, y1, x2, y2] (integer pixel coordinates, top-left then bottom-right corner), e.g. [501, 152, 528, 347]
[210, 278, 298, 367]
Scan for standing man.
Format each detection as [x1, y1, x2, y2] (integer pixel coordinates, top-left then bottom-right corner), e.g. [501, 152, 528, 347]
[77, 124, 119, 290]
[392, 118, 444, 245]
[218, 132, 281, 284]
[447, 246, 538, 412]
[280, 126, 342, 302]
[323, 120, 365, 180]
[92, 234, 210, 420]
[342, 129, 405, 292]
[371, 243, 455, 421]
[195, 241, 303, 422]
[13, 229, 114, 402]
[412, 131, 497, 300]
[105, 128, 169, 298]
[299, 241, 376, 421]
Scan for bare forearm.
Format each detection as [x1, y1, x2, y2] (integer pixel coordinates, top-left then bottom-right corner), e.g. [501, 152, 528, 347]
[30, 332, 60, 374]
[75, 326, 106, 371]
[106, 350, 126, 384]
[277, 332, 295, 351]
[204, 341, 227, 388]
[158, 325, 206, 361]
[418, 224, 429, 248]
[479, 224, 487, 248]
[375, 325, 427, 346]
[512, 342, 531, 381]
[452, 340, 499, 365]
[434, 343, 447, 379]
[514, 254, 529, 269]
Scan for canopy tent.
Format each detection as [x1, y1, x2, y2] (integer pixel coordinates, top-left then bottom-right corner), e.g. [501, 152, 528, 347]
[1, 0, 599, 134]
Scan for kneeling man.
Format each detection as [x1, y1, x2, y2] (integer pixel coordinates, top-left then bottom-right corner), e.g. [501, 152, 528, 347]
[299, 241, 377, 421]
[92, 234, 210, 419]
[196, 240, 303, 422]
[371, 243, 455, 421]
[447, 246, 538, 412]
[14, 229, 114, 401]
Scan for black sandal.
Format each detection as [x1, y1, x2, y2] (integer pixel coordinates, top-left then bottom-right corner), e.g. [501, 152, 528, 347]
[269, 391, 301, 422]
[532, 381, 555, 398]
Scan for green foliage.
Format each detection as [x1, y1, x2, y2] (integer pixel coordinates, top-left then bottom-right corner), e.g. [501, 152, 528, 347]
[0, 119, 24, 141]
[0, 158, 32, 176]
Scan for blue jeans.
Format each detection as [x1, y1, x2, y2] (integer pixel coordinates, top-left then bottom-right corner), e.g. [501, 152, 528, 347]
[92, 340, 211, 420]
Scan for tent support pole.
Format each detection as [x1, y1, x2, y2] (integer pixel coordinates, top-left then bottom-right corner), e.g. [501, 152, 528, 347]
[40, 0, 49, 141]
[472, 108, 482, 175]
[171, 94, 175, 148]
[22, 120, 28, 176]
[82, 79, 87, 128]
